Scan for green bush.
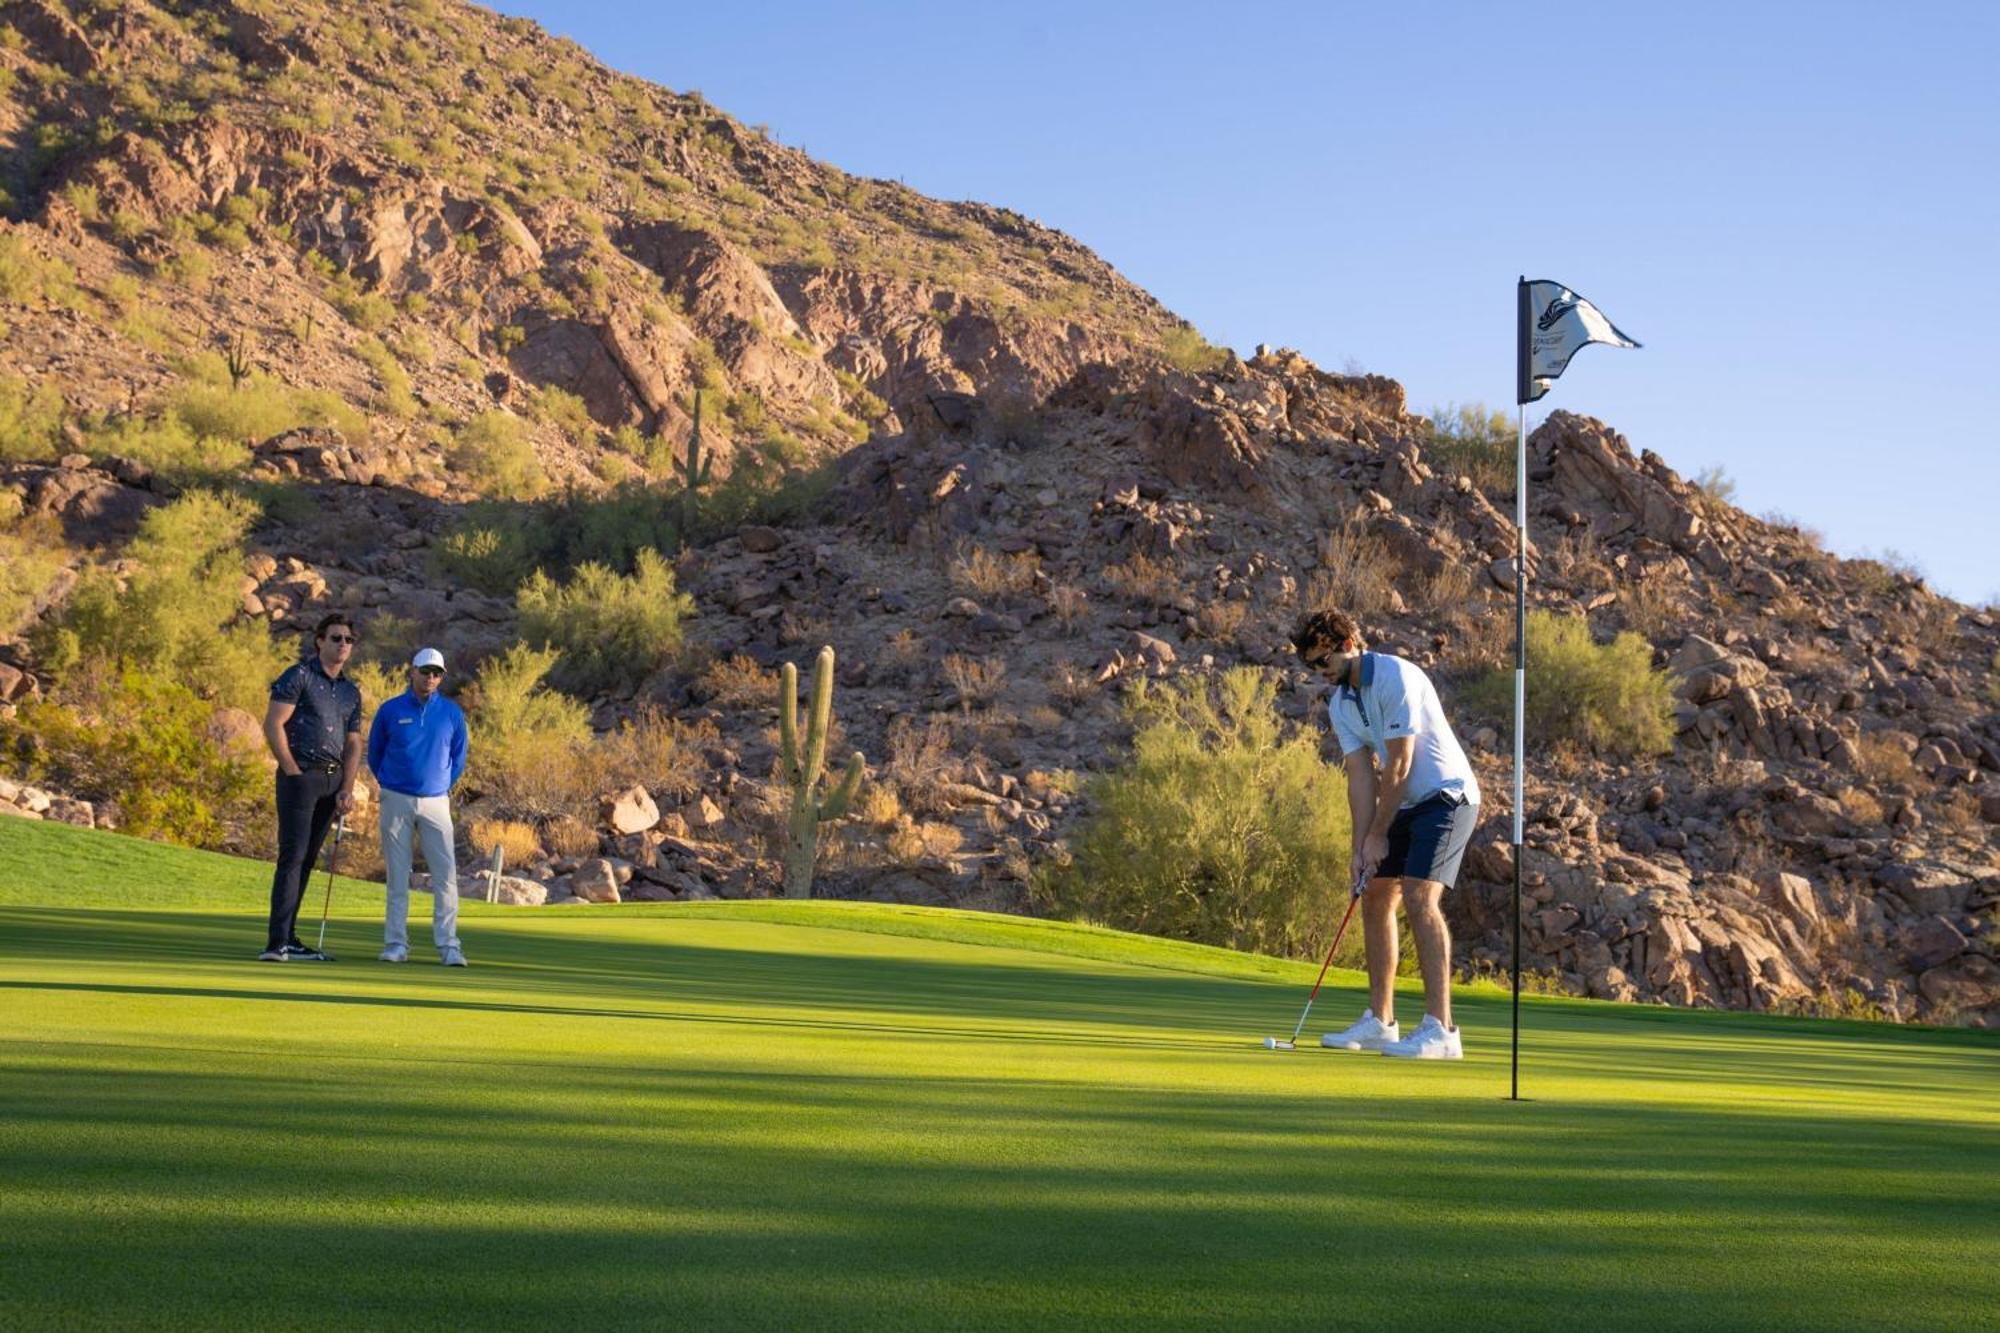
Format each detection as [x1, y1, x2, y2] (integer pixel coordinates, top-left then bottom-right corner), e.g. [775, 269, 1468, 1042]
[0, 509, 66, 635]
[0, 373, 65, 462]
[165, 353, 367, 446]
[1033, 668, 1353, 960]
[435, 520, 541, 595]
[463, 642, 594, 820]
[1159, 324, 1227, 373]
[1461, 610, 1676, 758]
[517, 548, 692, 695]
[34, 490, 283, 713]
[451, 410, 546, 500]
[5, 666, 269, 851]
[1426, 403, 1514, 495]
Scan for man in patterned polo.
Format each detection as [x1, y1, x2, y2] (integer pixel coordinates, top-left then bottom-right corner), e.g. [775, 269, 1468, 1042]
[259, 613, 364, 961]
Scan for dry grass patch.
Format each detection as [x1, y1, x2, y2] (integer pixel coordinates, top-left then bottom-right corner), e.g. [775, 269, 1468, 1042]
[468, 818, 542, 865]
[951, 545, 1039, 599]
[540, 814, 600, 858]
[942, 654, 1007, 712]
[1305, 521, 1399, 619]
[699, 653, 775, 709]
[1852, 732, 1919, 789]
[599, 706, 712, 801]
[1102, 551, 1183, 607]
[1046, 582, 1089, 634]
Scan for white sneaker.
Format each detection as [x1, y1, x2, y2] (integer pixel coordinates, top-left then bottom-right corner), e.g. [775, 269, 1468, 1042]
[378, 943, 408, 963]
[440, 946, 467, 967]
[1380, 1015, 1463, 1060]
[1322, 1010, 1400, 1051]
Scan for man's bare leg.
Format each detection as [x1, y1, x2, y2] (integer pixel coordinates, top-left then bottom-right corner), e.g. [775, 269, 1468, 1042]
[1362, 878, 1402, 1024]
[1402, 877, 1454, 1028]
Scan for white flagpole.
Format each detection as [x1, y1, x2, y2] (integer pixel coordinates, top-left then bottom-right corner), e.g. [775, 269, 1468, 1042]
[1512, 277, 1528, 1103]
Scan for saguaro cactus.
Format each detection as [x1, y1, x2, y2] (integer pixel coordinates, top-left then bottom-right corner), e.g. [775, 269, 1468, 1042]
[779, 645, 866, 898]
[676, 388, 713, 546]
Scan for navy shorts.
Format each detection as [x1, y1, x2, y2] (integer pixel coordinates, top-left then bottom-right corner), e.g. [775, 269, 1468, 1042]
[1377, 791, 1479, 888]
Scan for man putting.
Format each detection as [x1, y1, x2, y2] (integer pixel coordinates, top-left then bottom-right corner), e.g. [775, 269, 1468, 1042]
[367, 647, 469, 967]
[1294, 609, 1480, 1059]
[261, 614, 364, 962]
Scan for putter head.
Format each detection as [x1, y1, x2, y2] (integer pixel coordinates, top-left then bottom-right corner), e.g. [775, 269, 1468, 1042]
[1262, 1037, 1295, 1051]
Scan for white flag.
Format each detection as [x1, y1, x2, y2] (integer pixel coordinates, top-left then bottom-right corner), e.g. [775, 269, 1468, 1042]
[1517, 279, 1640, 403]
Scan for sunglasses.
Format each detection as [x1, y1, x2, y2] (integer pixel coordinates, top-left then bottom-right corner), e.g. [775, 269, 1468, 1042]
[417, 666, 444, 677]
[324, 634, 356, 645]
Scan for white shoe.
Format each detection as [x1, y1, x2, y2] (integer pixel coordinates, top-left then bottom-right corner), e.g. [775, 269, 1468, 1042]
[440, 946, 467, 967]
[1380, 1015, 1463, 1060]
[1322, 1010, 1400, 1051]
[378, 943, 408, 963]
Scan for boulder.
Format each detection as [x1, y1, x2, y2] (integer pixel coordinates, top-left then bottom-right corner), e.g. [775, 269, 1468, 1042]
[570, 858, 622, 904]
[603, 785, 660, 835]
[485, 875, 550, 907]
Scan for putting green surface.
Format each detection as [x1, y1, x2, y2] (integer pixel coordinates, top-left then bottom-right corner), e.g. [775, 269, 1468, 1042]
[2, 820, 1995, 1331]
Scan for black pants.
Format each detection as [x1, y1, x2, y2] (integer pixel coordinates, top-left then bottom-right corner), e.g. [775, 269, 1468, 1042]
[267, 767, 343, 950]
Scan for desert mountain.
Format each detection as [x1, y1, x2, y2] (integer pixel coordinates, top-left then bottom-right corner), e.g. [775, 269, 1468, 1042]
[1, 0, 1995, 1025]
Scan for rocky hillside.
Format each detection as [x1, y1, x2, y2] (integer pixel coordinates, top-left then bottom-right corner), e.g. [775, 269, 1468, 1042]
[2, 1, 1995, 1026]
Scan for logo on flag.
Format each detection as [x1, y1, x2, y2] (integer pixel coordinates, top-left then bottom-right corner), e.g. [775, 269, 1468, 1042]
[1517, 279, 1640, 403]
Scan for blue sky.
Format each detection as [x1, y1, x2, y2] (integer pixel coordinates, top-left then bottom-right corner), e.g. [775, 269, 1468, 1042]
[497, 1, 1999, 604]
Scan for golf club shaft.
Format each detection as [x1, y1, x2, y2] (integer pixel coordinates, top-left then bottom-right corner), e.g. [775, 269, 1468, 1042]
[1286, 892, 1362, 1044]
[315, 815, 345, 952]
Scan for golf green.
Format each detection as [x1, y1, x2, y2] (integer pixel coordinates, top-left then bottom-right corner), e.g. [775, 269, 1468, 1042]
[1, 819, 1994, 1330]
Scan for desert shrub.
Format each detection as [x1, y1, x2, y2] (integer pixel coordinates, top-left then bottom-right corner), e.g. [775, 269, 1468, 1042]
[0, 373, 65, 462]
[951, 545, 1038, 599]
[1618, 578, 1682, 643]
[451, 410, 546, 500]
[1159, 324, 1226, 373]
[5, 665, 268, 850]
[0, 509, 66, 636]
[1852, 732, 1918, 789]
[0, 233, 85, 309]
[1305, 521, 1400, 619]
[1691, 465, 1737, 507]
[1836, 787, 1886, 828]
[462, 642, 593, 820]
[1462, 611, 1676, 758]
[1986, 650, 2000, 708]
[532, 384, 595, 439]
[1426, 403, 1513, 495]
[516, 548, 693, 694]
[598, 705, 713, 801]
[434, 521, 540, 595]
[34, 490, 283, 713]
[880, 714, 962, 817]
[697, 653, 775, 709]
[169, 351, 366, 442]
[355, 338, 416, 417]
[1191, 600, 1248, 642]
[540, 813, 600, 858]
[1046, 582, 1089, 634]
[1033, 667, 1353, 960]
[942, 654, 1006, 712]
[468, 817, 541, 865]
[1102, 551, 1183, 607]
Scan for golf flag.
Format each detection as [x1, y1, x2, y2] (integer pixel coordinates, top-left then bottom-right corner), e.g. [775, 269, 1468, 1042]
[1517, 279, 1641, 404]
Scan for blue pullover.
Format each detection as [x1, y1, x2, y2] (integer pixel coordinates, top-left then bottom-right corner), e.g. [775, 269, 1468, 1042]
[367, 690, 468, 798]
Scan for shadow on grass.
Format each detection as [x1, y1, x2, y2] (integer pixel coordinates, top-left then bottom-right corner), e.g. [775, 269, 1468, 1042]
[0, 1043, 1994, 1333]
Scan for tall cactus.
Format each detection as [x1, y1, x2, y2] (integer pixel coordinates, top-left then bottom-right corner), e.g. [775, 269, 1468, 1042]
[676, 388, 713, 547]
[779, 645, 866, 899]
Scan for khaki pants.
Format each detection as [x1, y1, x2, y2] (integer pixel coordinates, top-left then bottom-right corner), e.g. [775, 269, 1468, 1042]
[380, 788, 459, 952]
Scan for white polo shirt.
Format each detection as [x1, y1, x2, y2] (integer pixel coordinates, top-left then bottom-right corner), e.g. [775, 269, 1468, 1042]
[1328, 652, 1481, 810]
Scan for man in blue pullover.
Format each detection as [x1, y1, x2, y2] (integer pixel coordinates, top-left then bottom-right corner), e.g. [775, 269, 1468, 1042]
[367, 647, 470, 966]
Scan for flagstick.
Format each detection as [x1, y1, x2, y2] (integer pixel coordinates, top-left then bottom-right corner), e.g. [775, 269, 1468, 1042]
[1511, 276, 1528, 1104]
[1512, 398, 1526, 1103]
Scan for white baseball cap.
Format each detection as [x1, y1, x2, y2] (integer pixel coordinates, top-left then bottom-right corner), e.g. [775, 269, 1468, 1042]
[411, 647, 446, 670]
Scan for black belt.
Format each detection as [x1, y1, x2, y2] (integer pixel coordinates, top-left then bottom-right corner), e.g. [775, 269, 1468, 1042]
[294, 761, 341, 774]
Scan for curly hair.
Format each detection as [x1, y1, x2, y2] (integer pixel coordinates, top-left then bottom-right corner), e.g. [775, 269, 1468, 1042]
[1290, 608, 1363, 666]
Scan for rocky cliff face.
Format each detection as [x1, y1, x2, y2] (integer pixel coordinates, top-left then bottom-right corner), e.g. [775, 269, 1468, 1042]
[2, 1, 1995, 1025]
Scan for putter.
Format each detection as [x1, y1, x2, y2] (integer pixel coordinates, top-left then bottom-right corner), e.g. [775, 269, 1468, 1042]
[1261, 873, 1366, 1050]
[309, 814, 346, 961]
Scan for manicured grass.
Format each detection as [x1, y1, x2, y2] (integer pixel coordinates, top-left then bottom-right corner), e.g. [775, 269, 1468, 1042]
[1, 819, 1995, 1330]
